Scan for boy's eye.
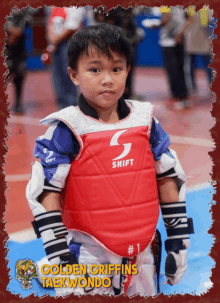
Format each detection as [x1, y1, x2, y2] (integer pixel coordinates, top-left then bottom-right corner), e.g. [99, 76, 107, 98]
[90, 68, 100, 73]
[113, 67, 122, 72]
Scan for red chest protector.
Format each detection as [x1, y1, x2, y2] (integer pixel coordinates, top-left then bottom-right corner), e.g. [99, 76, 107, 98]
[42, 100, 160, 257]
[62, 127, 159, 257]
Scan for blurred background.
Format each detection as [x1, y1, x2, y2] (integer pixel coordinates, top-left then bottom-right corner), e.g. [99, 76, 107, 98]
[4, 5, 216, 113]
[4, 5, 216, 297]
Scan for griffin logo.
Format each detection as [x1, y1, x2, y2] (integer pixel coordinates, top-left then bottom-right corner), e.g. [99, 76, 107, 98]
[110, 130, 134, 168]
[16, 259, 38, 289]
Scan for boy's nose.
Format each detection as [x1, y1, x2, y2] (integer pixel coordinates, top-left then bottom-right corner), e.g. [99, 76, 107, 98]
[101, 73, 113, 86]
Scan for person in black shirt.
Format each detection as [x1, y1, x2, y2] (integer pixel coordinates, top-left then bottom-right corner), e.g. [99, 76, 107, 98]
[4, 7, 34, 113]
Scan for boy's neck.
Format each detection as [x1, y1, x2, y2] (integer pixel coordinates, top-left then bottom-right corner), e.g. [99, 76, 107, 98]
[85, 96, 119, 123]
[78, 94, 130, 122]
[97, 106, 119, 123]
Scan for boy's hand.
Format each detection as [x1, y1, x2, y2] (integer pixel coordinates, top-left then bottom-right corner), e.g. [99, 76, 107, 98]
[160, 200, 194, 286]
[164, 239, 189, 285]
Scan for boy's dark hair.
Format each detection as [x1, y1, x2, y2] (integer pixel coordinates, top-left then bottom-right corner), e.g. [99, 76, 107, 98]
[67, 23, 134, 69]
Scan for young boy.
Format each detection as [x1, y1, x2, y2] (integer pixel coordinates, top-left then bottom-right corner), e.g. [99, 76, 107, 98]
[26, 23, 194, 297]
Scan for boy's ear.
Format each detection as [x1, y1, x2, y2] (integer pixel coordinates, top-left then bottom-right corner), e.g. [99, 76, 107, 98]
[68, 67, 80, 86]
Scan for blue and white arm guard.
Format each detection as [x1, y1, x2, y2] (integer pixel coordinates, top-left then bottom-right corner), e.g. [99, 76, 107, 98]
[156, 149, 194, 285]
[26, 118, 80, 266]
[150, 118, 194, 284]
[155, 149, 194, 285]
[34, 120, 77, 191]
[155, 148, 186, 202]
[26, 161, 75, 266]
[150, 118, 186, 201]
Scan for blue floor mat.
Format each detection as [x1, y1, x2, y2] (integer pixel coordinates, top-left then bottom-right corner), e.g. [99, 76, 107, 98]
[6, 185, 215, 297]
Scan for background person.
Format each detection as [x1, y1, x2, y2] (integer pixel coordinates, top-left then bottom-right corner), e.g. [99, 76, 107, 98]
[4, 7, 35, 114]
[184, 6, 214, 94]
[158, 6, 190, 109]
[93, 6, 145, 100]
[46, 6, 85, 109]
[107, 7, 145, 100]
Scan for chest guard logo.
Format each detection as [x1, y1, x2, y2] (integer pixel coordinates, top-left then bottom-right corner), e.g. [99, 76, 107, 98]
[110, 130, 134, 168]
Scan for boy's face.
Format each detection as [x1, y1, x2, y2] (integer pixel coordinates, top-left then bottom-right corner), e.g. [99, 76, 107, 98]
[68, 46, 130, 113]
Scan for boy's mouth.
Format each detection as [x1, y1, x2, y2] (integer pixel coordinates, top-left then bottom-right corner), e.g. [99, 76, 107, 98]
[100, 90, 115, 96]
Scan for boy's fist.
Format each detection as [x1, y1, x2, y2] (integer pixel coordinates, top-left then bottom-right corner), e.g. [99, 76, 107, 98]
[164, 239, 189, 285]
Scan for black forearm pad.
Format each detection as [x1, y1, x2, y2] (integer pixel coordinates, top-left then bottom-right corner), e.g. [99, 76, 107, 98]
[60, 252, 78, 267]
[165, 238, 186, 254]
[161, 201, 194, 240]
[31, 210, 68, 239]
[44, 236, 70, 261]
